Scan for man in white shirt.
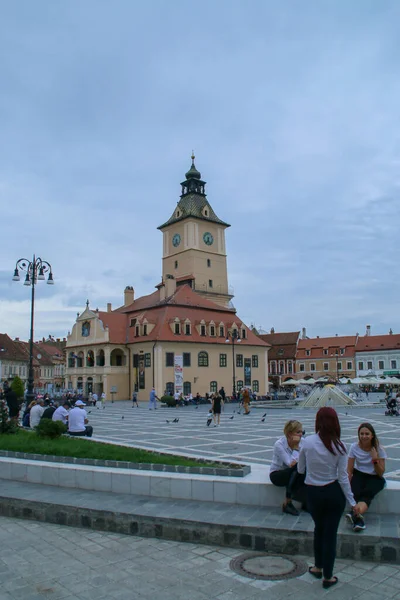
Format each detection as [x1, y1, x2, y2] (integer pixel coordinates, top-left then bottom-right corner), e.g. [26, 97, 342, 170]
[68, 400, 93, 437]
[52, 402, 70, 425]
[30, 399, 45, 429]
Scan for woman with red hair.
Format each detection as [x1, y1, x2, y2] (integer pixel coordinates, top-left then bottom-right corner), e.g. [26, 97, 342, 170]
[298, 407, 359, 589]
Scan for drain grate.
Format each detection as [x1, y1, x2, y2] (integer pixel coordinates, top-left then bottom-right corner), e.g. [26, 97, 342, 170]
[230, 552, 308, 581]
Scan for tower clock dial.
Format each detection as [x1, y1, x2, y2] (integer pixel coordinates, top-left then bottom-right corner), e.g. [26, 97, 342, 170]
[172, 233, 181, 247]
[203, 232, 214, 246]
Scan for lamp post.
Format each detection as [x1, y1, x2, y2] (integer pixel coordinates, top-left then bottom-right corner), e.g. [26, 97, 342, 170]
[12, 256, 54, 405]
[225, 329, 241, 398]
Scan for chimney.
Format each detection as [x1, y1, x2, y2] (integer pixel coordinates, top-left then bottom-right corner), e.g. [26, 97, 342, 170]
[159, 282, 166, 302]
[270, 327, 275, 334]
[124, 286, 135, 306]
[389, 328, 393, 335]
[107, 303, 112, 313]
[165, 274, 176, 298]
[302, 327, 307, 339]
[63, 337, 66, 341]
[56, 338, 60, 342]
[366, 325, 371, 336]
[14, 337, 19, 342]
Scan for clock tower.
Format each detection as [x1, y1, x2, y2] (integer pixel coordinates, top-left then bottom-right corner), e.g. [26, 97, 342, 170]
[158, 155, 233, 308]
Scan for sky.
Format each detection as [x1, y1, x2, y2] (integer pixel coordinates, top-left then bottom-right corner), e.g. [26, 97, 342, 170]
[1, 0, 400, 341]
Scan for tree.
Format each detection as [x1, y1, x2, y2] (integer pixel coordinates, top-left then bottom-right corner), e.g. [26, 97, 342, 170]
[10, 376, 25, 403]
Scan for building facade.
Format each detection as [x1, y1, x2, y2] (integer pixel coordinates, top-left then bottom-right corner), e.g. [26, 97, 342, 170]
[355, 332, 400, 377]
[256, 329, 300, 386]
[65, 158, 269, 399]
[296, 335, 357, 380]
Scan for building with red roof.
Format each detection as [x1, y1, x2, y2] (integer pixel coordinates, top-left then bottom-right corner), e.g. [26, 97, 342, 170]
[355, 326, 400, 377]
[65, 158, 270, 399]
[256, 329, 300, 386]
[296, 334, 358, 380]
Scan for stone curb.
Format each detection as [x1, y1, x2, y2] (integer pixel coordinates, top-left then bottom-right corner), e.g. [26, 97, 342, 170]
[0, 496, 398, 564]
[0, 450, 250, 478]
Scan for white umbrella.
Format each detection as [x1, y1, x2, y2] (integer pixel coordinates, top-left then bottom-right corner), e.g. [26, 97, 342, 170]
[281, 379, 297, 386]
[302, 378, 316, 385]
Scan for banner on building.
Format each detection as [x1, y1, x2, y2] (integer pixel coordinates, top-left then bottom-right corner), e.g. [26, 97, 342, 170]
[174, 355, 183, 395]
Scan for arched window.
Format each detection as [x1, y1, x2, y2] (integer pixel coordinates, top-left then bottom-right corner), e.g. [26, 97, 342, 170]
[237, 380, 243, 391]
[110, 349, 126, 366]
[86, 377, 93, 394]
[252, 380, 259, 393]
[77, 352, 84, 368]
[183, 381, 191, 396]
[198, 351, 209, 367]
[77, 377, 83, 390]
[279, 361, 284, 374]
[96, 350, 105, 367]
[165, 382, 174, 396]
[86, 351, 94, 367]
[210, 381, 217, 393]
[68, 352, 75, 368]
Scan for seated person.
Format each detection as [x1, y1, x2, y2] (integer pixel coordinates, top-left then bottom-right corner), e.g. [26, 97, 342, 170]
[41, 401, 56, 421]
[52, 401, 70, 425]
[269, 420, 306, 516]
[347, 422, 386, 531]
[30, 398, 45, 429]
[68, 400, 93, 437]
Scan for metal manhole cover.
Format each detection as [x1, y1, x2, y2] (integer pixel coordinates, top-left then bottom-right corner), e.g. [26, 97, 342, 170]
[230, 552, 308, 581]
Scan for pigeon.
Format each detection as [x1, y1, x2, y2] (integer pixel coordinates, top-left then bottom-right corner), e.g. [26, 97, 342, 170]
[229, 416, 234, 420]
[173, 418, 179, 423]
[261, 417, 265, 423]
[262, 413, 267, 418]
[233, 410, 236, 414]
[195, 406, 199, 409]
[207, 418, 212, 427]
[121, 416, 124, 420]
[166, 420, 170, 423]
[88, 411, 92, 414]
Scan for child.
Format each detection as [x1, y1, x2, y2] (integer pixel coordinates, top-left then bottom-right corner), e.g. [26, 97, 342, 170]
[206, 408, 213, 427]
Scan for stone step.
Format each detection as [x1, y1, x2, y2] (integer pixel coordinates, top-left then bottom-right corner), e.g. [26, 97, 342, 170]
[0, 480, 398, 565]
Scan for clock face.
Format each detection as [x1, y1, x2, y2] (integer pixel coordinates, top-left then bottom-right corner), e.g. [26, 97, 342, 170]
[172, 233, 181, 247]
[203, 232, 214, 246]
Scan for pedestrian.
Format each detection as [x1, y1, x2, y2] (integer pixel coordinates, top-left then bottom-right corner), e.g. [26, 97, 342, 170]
[174, 390, 180, 407]
[219, 386, 226, 402]
[269, 420, 306, 515]
[4, 385, 20, 421]
[298, 407, 359, 589]
[149, 387, 159, 410]
[212, 393, 223, 427]
[92, 392, 98, 407]
[132, 390, 139, 407]
[40, 401, 56, 421]
[68, 400, 93, 437]
[242, 387, 251, 414]
[346, 422, 386, 532]
[101, 392, 106, 409]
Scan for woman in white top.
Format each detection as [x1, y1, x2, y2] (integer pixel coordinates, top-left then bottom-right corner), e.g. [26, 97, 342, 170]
[298, 407, 358, 589]
[347, 422, 386, 531]
[269, 420, 305, 516]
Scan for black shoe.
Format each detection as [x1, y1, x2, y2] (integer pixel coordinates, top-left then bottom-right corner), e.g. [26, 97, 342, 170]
[323, 576, 338, 589]
[345, 510, 355, 525]
[308, 567, 322, 579]
[353, 515, 366, 532]
[283, 502, 299, 516]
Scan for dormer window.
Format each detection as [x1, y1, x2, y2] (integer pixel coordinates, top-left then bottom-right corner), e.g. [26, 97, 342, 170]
[143, 324, 148, 336]
[135, 326, 139, 337]
[204, 209, 208, 216]
[130, 318, 137, 328]
[210, 325, 215, 336]
[306, 350, 311, 356]
[200, 325, 206, 336]
[175, 323, 181, 335]
[185, 323, 191, 335]
[176, 210, 180, 217]
[219, 325, 224, 337]
[241, 328, 246, 339]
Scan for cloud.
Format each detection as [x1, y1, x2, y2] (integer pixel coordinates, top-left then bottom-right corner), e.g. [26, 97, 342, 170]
[0, 1, 399, 340]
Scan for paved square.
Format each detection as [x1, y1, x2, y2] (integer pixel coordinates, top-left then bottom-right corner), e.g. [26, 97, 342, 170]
[87, 400, 400, 479]
[2, 516, 400, 600]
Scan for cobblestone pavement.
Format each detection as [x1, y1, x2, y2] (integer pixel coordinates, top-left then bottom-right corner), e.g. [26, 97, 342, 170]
[86, 400, 400, 478]
[2, 516, 400, 600]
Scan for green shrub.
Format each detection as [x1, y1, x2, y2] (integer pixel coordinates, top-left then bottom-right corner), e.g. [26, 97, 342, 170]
[0, 398, 19, 434]
[10, 376, 25, 403]
[160, 395, 176, 407]
[35, 419, 67, 439]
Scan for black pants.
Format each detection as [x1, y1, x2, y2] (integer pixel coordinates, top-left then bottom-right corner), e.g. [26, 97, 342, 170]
[351, 469, 385, 507]
[306, 481, 345, 580]
[69, 426, 93, 438]
[270, 465, 306, 502]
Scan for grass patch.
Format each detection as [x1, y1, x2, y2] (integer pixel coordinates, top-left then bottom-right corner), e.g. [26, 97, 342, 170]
[0, 429, 226, 468]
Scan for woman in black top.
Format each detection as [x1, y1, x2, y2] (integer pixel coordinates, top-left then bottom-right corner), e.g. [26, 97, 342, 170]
[212, 394, 224, 427]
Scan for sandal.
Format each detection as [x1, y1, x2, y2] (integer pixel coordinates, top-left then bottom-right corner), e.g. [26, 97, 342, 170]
[308, 567, 322, 579]
[323, 576, 338, 589]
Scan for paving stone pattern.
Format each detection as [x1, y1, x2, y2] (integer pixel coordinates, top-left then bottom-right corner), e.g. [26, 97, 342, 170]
[1, 516, 400, 600]
[87, 400, 400, 479]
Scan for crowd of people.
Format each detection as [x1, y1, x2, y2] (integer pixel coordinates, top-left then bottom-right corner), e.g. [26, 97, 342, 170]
[270, 408, 387, 588]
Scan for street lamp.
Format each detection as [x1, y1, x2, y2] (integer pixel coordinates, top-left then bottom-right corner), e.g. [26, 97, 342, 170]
[12, 256, 54, 405]
[225, 329, 241, 398]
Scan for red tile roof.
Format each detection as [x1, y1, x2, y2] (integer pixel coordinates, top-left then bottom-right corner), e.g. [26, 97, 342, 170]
[0, 334, 27, 362]
[97, 285, 269, 348]
[356, 334, 400, 352]
[258, 332, 298, 360]
[297, 336, 357, 359]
